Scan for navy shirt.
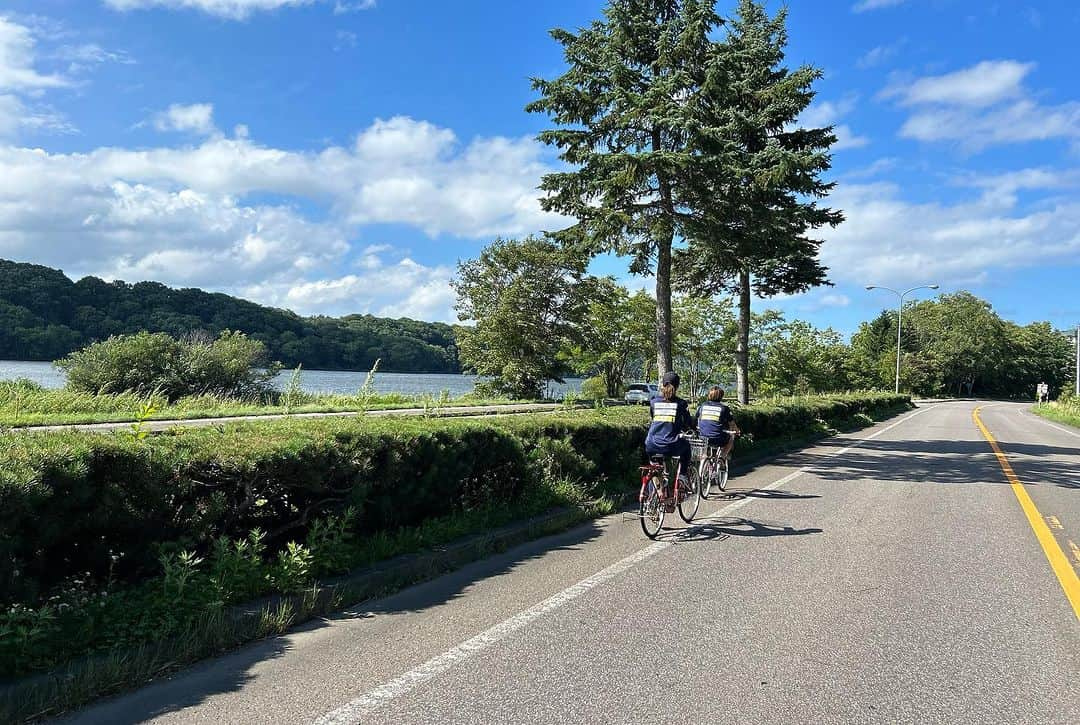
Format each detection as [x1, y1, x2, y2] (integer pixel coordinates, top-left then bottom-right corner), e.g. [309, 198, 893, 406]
[646, 395, 693, 449]
[696, 401, 734, 439]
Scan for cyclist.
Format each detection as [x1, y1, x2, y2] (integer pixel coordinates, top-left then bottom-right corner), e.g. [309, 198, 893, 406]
[645, 371, 694, 489]
[696, 386, 739, 459]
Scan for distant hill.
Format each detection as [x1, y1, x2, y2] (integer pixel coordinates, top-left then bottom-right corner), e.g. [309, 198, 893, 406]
[0, 259, 460, 373]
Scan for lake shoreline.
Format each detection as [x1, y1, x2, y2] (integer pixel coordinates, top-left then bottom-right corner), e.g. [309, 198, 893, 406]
[0, 361, 584, 398]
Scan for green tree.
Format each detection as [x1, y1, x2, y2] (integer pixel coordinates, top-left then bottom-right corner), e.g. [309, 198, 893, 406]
[992, 321, 1072, 398]
[673, 295, 737, 400]
[453, 237, 587, 399]
[527, 0, 725, 379]
[678, 0, 842, 403]
[755, 318, 849, 395]
[906, 292, 1006, 397]
[565, 279, 655, 397]
[847, 311, 896, 390]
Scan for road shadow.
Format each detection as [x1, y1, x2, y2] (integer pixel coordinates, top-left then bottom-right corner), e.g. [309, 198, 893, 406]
[771, 437, 1080, 490]
[59, 518, 606, 724]
[657, 516, 823, 543]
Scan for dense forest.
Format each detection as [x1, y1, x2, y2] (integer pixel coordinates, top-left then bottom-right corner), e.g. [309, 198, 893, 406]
[0, 260, 460, 372]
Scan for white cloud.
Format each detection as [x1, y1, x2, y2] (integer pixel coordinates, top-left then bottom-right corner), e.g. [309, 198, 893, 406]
[52, 43, 135, 74]
[0, 17, 79, 139]
[103, 0, 374, 20]
[899, 99, 1080, 150]
[884, 60, 1080, 151]
[0, 115, 562, 319]
[333, 30, 357, 52]
[799, 292, 852, 313]
[857, 39, 905, 69]
[885, 60, 1033, 107]
[0, 17, 68, 91]
[255, 257, 454, 320]
[842, 157, 898, 179]
[853, 0, 908, 12]
[832, 125, 870, 151]
[152, 102, 217, 135]
[822, 172, 1080, 288]
[799, 97, 869, 151]
[334, 0, 376, 13]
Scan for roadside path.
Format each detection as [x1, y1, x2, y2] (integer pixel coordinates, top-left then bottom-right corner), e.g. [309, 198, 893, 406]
[6, 402, 568, 434]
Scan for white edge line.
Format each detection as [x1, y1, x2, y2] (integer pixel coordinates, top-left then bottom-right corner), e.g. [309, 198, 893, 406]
[311, 405, 934, 724]
[1017, 407, 1080, 440]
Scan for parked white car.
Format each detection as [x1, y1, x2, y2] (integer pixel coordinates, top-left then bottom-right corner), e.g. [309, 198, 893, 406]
[624, 383, 658, 404]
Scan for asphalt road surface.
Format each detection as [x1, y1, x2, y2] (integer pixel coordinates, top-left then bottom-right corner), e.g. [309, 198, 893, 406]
[61, 400, 1080, 725]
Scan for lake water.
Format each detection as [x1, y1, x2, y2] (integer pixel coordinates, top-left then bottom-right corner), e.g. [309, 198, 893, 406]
[0, 360, 583, 399]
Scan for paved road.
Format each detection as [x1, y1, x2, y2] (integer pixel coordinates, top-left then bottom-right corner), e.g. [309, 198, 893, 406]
[8, 402, 568, 435]
[62, 401, 1080, 724]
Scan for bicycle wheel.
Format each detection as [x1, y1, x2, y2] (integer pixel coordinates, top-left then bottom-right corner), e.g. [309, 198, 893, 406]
[639, 476, 665, 539]
[678, 469, 701, 523]
[716, 456, 729, 492]
[698, 459, 713, 500]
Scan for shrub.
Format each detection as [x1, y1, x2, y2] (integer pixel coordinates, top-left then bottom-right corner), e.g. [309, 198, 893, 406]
[55, 330, 278, 402]
[579, 376, 608, 401]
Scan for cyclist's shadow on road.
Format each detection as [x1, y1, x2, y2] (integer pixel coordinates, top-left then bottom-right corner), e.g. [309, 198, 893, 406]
[661, 517, 823, 543]
[713, 488, 821, 501]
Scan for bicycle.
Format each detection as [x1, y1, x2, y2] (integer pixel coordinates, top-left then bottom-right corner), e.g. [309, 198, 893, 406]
[638, 435, 703, 539]
[694, 430, 739, 500]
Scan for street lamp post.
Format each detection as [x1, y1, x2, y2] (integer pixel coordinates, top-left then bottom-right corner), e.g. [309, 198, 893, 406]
[865, 284, 940, 394]
[1073, 326, 1079, 398]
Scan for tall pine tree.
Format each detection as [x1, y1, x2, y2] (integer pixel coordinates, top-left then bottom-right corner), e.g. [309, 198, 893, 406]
[527, 0, 724, 378]
[679, 0, 843, 403]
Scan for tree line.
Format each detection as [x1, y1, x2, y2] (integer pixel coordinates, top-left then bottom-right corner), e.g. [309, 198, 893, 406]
[0, 259, 460, 373]
[453, 239, 1074, 401]
[849, 292, 1074, 399]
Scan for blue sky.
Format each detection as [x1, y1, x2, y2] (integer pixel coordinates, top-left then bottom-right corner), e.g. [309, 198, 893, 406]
[1, 0, 1078, 336]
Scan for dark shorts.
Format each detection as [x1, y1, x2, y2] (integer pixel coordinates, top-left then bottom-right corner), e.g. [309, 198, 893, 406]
[645, 438, 692, 471]
[705, 431, 731, 447]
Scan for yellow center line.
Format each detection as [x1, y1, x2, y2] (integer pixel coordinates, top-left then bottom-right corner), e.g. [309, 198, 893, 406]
[973, 406, 1080, 621]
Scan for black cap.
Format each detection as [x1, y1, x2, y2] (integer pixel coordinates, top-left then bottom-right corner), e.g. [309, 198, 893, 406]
[661, 371, 680, 387]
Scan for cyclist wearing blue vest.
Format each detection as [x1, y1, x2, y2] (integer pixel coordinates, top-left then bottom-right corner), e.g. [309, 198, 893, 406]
[696, 386, 739, 459]
[645, 371, 694, 486]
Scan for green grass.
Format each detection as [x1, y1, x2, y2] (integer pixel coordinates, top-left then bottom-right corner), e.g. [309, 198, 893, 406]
[1032, 398, 1080, 429]
[0, 379, 531, 428]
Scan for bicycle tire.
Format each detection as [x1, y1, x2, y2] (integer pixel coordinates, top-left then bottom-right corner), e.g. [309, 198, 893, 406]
[716, 456, 729, 491]
[699, 459, 713, 500]
[678, 469, 701, 523]
[639, 476, 665, 539]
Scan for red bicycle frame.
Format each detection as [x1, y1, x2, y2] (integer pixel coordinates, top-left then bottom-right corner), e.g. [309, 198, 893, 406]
[639, 456, 684, 505]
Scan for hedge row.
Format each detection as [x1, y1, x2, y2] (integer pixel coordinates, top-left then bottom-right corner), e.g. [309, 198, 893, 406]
[0, 393, 911, 683]
[1, 393, 909, 612]
[0, 408, 648, 611]
[730, 392, 912, 440]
